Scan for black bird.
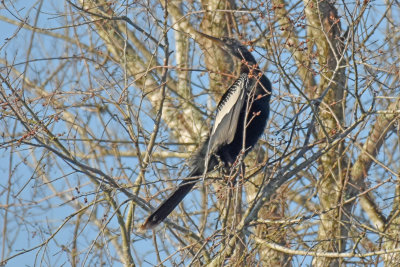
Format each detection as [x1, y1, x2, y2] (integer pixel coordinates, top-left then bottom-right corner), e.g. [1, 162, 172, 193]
[141, 33, 272, 230]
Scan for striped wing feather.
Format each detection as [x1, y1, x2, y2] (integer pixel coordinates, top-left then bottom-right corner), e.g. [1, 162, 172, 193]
[207, 74, 249, 158]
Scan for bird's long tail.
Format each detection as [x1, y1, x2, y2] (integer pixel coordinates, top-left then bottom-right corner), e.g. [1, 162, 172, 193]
[141, 144, 247, 230]
[141, 140, 213, 230]
[140, 174, 200, 230]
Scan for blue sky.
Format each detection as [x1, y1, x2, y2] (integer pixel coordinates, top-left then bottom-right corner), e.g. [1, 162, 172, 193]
[1, 1, 398, 266]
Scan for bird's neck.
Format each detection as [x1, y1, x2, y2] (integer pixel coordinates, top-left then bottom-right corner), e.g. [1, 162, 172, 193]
[240, 60, 262, 78]
[240, 63, 255, 74]
[238, 53, 271, 96]
[236, 50, 257, 74]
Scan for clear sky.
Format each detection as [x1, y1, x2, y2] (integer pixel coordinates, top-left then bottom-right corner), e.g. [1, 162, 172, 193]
[0, 1, 397, 266]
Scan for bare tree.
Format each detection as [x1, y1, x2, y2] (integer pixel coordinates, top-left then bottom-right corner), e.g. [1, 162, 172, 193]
[1, 0, 399, 266]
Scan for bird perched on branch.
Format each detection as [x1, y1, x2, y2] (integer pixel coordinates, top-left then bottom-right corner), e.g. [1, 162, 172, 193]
[141, 32, 272, 230]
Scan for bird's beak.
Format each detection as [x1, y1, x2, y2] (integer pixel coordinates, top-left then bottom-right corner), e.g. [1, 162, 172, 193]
[195, 31, 224, 46]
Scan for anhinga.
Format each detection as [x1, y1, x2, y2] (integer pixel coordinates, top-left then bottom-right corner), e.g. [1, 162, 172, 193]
[141, 33, 272, 230]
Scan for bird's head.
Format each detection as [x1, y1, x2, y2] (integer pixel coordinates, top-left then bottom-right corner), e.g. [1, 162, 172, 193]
[218, 37, 250, 58]
[196, 31, 254, 61]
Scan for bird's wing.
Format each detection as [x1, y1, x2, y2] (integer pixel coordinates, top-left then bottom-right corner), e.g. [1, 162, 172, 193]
[207, 74, 250, 156]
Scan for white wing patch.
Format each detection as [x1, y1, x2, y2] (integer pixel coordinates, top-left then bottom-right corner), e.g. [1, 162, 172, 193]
[211, 76, 247, 135]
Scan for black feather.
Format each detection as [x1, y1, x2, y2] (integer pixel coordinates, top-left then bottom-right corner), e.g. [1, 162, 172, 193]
[141, 36, 271, 230]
